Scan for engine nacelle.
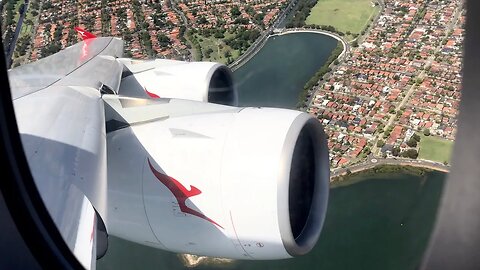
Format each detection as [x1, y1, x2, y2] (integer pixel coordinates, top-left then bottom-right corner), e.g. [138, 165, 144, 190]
[105, 97, 329, 260]
[118, 59, 237, 106]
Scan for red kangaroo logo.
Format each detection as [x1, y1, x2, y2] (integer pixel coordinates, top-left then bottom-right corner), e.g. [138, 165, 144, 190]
[147, 158, 223, 229]
[144, 87, 160, 98]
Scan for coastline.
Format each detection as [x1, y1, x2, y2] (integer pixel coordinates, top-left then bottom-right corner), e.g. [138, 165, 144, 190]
[271, 28, 348, 58]
[177, 254, 234, 268]
[330, 159, 449, 187]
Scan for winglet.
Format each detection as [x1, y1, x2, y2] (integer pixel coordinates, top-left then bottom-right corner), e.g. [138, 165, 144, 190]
[74, 27, 96, 40]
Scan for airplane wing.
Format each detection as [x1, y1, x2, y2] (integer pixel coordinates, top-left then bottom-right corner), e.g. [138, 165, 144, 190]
[9, 37, 124, 269]
[8, 36, 330, 267]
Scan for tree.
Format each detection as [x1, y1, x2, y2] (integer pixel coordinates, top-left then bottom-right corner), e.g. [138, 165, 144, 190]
[30, 1, 40, 10]
[392, 147, 400, 156]
[157, 33, 171, 46]
[412, 133, 421, 142]
[401, 149, 419, 159]
[423, 128, 431, 136]
[234, 17, 249, 25]
[44, 23, 52, 33]
[407, 138, 417, 147]
[377, 140, 385, 148]
[197, 16, 207, 24]
[230, 6, 241, 17]
[245, 5, 254, 15]
[204, 48, 214, 58]
[213, 31, 224, 38]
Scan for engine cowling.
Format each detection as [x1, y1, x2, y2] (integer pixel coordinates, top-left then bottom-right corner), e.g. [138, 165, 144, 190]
[118, 59, 237, 106]
[105, 97, 329, 260]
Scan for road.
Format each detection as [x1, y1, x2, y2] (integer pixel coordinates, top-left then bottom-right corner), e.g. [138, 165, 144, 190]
[170, 0, 188, 27]
[5, 1, 29, 68]
[229, 0, 298, 71]
[353, 0, 385, 45]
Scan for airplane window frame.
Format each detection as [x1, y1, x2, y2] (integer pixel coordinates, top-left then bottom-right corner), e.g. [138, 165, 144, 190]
[1, 0, 480, 269]
[420, 1, 480, 269]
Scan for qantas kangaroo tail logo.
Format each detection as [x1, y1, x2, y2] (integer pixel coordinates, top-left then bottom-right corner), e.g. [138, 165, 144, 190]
[147, 158, 223, 229]
[74, 27, 97, 40]
[144, 87, 160, 98]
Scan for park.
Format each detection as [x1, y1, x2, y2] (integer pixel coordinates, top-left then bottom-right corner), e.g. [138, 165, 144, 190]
[418, 134, 454, 164]
[305, 0, 380, 35]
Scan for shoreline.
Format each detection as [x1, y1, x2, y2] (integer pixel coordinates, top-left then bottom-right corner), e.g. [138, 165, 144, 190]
[271, 28, 348, 59]
[228, 0, 298, 70]
[177, 254, 234, 268]
[230, 28, 348, 72]
[330, 158, 449, 185]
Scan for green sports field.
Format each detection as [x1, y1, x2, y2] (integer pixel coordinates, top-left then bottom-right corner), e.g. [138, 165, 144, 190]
[305, 0, 380, 34]
[418, 135, 454, 164]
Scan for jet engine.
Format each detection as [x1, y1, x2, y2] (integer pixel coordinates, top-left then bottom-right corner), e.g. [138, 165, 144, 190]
[104, 97, 329, 260]
[118, 59, 237, 106]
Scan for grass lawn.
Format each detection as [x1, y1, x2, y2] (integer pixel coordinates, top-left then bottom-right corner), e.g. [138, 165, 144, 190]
[15, 0, 35, 39]
[305, 0, 380, 34]
[194, 34, 239, 64]
[418, 134, 454, 164]
[19, 23, 32, 38]
[13, 0, 30, 23]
